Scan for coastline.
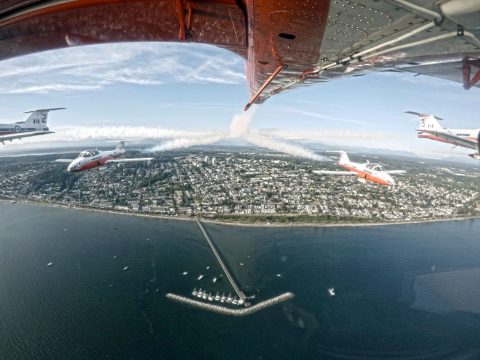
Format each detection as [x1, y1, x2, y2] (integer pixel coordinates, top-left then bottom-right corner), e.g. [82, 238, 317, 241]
[2, 198, 479, 228]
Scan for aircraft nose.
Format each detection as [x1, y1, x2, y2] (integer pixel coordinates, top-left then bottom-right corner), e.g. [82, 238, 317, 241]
[386, 175, 395, 186]
[67, 162, 78, 172]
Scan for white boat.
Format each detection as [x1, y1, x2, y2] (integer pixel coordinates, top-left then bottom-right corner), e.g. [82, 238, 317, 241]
[197, 274, 204, 280]
[212, 277, 218, 283]
[47, 262, 53, 267]
[214, 292, 220, 301]
[220, 293, 226, 302]
[182, 271, 188, 275]
[328, 288, 335, 296]
[197, 289, 203, 298]
[232, 298, 238, 305]
[238, 299, 244, 305]
[202, 292, 207, 300]
[123, 266, 128, 271]
[226, 294, 232, 303]
[208, 293, 213, 301]
[192, 288, 197, 296]
[206, 266, 210, 270]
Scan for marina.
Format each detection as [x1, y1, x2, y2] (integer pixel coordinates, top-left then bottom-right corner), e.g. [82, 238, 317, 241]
[166, 292, 295, 317]
[191, 288, 245, 306]
[166, 219, 295, 315]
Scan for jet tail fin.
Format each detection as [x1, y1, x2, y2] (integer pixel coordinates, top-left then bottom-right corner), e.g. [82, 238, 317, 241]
[23, 108, 65, 130]
[405, 111, 443, 131]
[475, 130, 480, 159]
[116, 141, 126, 151]
[339, 151, 350, 165]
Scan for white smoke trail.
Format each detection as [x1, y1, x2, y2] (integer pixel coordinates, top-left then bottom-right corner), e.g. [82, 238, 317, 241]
[142, 108, 253, 153]
[228, 107, 256, 137]
[50, 126, 220, 142]
[145, 134, 226, 152]
[258, 129, 395, 141]
[244, 133, 326, 161]
[15, 107, 328, 161]
[226, 108, 325, 161]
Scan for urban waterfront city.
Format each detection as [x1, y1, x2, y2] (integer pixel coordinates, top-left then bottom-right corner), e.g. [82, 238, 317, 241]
[1, 0, 480, 357]
[1, 147, 479, 224]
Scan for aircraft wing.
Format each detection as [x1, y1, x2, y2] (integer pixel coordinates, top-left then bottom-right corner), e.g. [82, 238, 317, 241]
[106, 158, 153, 164]
[54, 159, 74, 163]
[313, 170, 355, 176]
[1, 1, 479, 110]
[0, 131, 54, 143]
[418, 129, 478, 150]
[386, 170, 407, 175]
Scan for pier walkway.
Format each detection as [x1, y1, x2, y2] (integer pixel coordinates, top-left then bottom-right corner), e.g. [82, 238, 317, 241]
[195, 218, 248, 306]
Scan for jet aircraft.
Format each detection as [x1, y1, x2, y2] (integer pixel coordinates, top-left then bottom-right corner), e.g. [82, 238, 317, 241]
[55, 141, 153, 173]
[313, 151, 406, 187]
[407, 111, 480, 160]
[0, 1, 478, 110]
[0, 108, 63, 144]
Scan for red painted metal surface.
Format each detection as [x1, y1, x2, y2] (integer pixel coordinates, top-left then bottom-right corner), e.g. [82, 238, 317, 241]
[462, 57, 480, 90]
[0, 0, 331, 97]
[340, 164, 392, 187]
[244, 64, 284, 110]
[245, 0, 330, 94]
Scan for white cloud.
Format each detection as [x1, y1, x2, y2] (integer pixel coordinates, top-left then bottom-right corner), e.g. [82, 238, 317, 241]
[0, 43, 245, 94]
[279, 108, 368, 125]
[8, 84, 103, 94]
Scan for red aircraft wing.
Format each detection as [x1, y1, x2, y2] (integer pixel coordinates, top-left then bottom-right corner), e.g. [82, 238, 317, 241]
[1, 0, 479, 108]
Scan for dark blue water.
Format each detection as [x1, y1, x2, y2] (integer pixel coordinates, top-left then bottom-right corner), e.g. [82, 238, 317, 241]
[1, 201, 480, 359]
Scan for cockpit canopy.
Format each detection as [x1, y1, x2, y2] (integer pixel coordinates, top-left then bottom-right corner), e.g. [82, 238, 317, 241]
[366, 163, 384, 172]
[79, 150, 99, 158]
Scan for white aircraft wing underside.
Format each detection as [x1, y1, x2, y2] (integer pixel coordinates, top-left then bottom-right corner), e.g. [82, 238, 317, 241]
[106, 158, 153, 163]
[0, 131, 53, 143]
[419, 129, 478, 150]
[256, 0, 480, 104]
[313, 170, 356, 176]
[386, 170, 407, 175]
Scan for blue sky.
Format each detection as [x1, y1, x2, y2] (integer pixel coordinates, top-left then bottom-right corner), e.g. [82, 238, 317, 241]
[0, 42, 478, 159]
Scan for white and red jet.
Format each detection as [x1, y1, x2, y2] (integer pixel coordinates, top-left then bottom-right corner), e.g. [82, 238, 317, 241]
[407, 111, 480, 160]
[313, 151, 406, 187]
[55, 141, 153, 173]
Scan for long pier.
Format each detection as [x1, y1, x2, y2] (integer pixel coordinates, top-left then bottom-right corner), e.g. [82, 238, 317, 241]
[195, 218, 247, 305]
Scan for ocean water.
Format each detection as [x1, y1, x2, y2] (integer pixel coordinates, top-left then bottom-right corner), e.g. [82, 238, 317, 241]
[0, 201, 479, 359]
